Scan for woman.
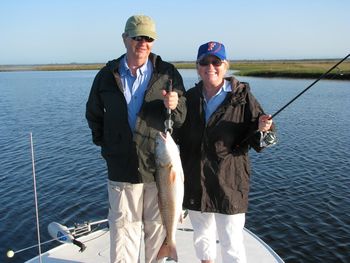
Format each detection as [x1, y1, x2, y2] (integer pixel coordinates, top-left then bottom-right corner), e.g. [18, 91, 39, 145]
[178, 41, 277, 263]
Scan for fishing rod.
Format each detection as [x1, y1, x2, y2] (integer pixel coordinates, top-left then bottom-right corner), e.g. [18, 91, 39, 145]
[30, 132, 43, 263]
[238, 53, 350, 147]
[270, 53, 350, 119]
[6, 134, 44, 261]
[164, 79, 174, 134]
[6, 135, 106, 259]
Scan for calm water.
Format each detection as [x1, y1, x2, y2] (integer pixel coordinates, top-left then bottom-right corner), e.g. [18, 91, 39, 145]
[0, 69, 349, 263]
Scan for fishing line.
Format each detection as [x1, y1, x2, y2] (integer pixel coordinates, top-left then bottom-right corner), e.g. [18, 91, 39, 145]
[6, 219, 108, 257]
[7, 238, 59, 256]
[7, 232, 88, 257]
[6, 230, 87, 258]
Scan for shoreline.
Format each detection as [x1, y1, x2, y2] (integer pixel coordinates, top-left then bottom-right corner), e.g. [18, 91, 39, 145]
[1, 60, 349, 80]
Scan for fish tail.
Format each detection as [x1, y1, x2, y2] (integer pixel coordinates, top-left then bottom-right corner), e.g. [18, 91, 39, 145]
[157, 241, 178, 262]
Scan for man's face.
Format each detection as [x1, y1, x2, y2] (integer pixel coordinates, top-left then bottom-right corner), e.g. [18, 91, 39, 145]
[123, 34, 154, 61]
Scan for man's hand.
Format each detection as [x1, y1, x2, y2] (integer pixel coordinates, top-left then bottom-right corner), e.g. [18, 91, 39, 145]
[162, 90, 178, 110]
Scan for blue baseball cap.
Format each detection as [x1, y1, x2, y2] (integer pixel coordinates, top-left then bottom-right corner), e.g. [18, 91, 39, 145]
[197, 41, 226, 61]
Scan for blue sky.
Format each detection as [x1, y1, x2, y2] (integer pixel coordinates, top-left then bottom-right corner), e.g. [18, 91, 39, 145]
[1, 0, 349, 65]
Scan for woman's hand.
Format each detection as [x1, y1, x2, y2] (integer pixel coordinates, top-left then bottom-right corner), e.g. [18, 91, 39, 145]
[258, 114, 273, 132]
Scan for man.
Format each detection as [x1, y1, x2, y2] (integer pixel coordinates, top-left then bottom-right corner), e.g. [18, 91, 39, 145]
[86, 15, 186, 263]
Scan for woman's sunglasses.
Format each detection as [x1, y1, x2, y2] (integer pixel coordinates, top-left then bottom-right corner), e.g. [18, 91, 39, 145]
[197, 57, 223, 67]
[131, 36, 154, 43]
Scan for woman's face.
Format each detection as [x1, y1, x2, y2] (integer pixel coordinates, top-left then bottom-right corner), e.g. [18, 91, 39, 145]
[197, 55, 228, 87]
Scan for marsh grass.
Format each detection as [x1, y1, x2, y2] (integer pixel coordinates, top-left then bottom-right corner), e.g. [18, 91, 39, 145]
[173, 60, 350, 79]
[0, 63, 105, 72]
[1, 60, 349, 79]
[230, 60, 350, 79]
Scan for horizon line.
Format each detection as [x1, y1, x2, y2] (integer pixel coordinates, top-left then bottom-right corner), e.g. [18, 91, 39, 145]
[1, 57, 348, 67]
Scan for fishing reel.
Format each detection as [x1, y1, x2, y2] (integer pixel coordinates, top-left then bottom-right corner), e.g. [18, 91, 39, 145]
[262, 131, 278, 147]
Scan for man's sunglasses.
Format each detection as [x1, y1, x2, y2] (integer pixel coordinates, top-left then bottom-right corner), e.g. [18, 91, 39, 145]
[131, 36, 154, 43]
[198, 57, 223, 67]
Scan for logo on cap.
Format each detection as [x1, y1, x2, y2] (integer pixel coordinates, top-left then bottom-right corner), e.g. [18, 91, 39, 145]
[197, 41, 226, 60]
[208, 42, 221, 53]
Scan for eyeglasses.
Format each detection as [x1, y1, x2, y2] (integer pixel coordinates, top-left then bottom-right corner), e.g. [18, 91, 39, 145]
[131, 36, 154, 43]
[197, 58, 223, 67]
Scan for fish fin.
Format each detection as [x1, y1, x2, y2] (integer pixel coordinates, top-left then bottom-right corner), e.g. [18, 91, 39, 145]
[169, 169, 176, 184]
[157, 242, 178, 262]
[159, 131, 167, 140]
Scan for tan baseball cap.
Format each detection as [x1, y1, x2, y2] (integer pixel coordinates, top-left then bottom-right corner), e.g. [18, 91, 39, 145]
[124, 15, 157, 40]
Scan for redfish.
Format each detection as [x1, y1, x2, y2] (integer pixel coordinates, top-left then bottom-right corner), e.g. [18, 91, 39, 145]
[155, 131, 184, 262]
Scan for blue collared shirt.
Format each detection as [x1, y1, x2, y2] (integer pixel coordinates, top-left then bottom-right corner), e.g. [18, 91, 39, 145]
[119, 56, 153, 132]
[203, 80, 231, 123]
[203, 80, 270, 147]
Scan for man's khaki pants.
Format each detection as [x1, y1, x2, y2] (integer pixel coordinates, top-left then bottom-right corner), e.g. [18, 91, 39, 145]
[108, 180, 166, 263]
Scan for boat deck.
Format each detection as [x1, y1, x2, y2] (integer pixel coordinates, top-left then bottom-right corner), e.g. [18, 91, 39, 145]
[26, 219, 284, 262]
